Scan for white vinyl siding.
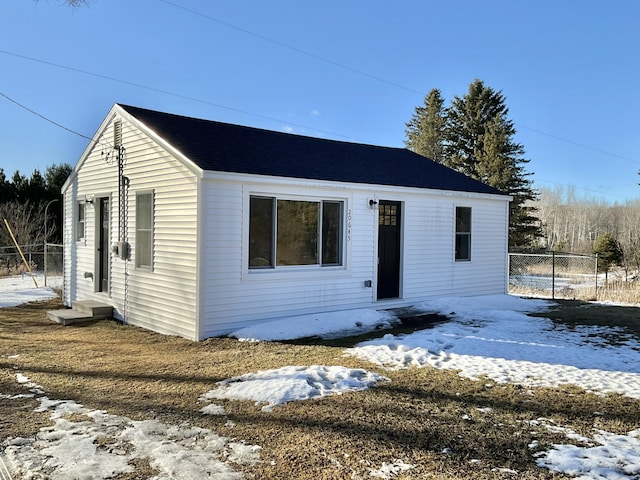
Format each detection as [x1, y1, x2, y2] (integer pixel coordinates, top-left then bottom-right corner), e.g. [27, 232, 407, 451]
[62, 114, 199, 340]
[200, 179, 510, 338]
[63, 104, 510, 341]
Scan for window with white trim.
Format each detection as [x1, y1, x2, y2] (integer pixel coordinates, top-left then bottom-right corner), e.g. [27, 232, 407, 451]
[455, 206, 471, 261]
[135, 192, 153, 268]
[249, 196, 344, 269]
[76, 201, 85, 242]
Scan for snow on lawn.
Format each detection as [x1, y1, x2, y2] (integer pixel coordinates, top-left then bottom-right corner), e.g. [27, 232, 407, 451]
[530, 419, 640, 479]
[5, 289, 640, 479]
[199, 365, 388, 412]
[230, 308, 397, 341]
[345, 295, 640, 399]
[2, 373, 261, 480]
[228, 294, 640, 479]
[0, 273, 59, 307]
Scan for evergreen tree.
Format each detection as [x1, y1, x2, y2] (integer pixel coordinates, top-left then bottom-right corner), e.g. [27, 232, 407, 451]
[45, 163, 72, 198]
[11, 171, 29, 202]
[0, 168, 9, 203]
[593, 233, 623, 283]
[405, 79, 541, 248]
[404, 88, 446, 163]
[28, 169, 48, 203]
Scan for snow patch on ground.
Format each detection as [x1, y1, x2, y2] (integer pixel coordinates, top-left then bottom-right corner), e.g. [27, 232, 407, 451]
[5, 287, 640, 479]
[345, 295, 640, 399]
[531, 419, 640, 479]
[230, 308, 397, 341]
[3, 374, 261, 479]
[369, 459, 415, 478]
[200, 365, 388, 412]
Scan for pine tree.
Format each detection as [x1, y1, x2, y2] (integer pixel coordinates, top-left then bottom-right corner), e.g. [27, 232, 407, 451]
[593, 233, 623, 283]
[45, 163, 72, 198]
[405, 79, 541, 248]
[404, 88, 446, 164]
[28, 169, 47, 203]
[0, 168, 9, 203]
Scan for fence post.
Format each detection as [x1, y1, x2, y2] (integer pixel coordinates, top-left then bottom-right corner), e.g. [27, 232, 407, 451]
[551, 251, 555, 300]
[594, 253, 598, 301]
[44, 242, 48, 287]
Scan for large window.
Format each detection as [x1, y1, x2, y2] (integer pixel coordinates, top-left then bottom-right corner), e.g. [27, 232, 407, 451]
[76, 202, 85, 242]
[455, 206, 471, 261]
[135, 192, 153, 268]
[249, 196, 343, 269]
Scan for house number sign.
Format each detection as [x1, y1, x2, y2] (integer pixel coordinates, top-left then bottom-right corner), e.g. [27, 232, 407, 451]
[347, 208, 352, 242]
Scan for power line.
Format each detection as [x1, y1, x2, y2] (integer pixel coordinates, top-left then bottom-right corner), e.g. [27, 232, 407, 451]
[534, 178, 634, 201]
[158, 0, 422, 96]
[0, 49, 361, 143]
[0, 90, 95, 143]
[2, 45, 637, 169]
[518, 125, 639, 165]
[158, 1, 638, 167]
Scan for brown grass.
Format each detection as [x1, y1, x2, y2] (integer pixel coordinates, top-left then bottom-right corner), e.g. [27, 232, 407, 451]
[2, 297, 640, 479]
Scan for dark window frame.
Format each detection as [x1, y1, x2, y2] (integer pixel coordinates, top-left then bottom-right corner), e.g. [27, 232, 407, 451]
[248, 195, 344, 269]
[455, 206, 472, 262]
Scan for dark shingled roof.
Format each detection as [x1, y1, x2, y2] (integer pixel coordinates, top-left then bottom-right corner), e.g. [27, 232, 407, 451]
[120, 104, 507, 196]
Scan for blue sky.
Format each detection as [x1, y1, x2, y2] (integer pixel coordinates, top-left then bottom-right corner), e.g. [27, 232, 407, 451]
[2, 0, 639, 202]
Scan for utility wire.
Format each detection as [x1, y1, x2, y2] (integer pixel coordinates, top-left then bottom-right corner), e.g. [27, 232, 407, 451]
[518, 125, 639, 166]
[158, 1, 638, 167]
[1, 46, 637, 168]
[158, 0, 422, 95]
[0, 90, 94, 142]
[0, 49, 360, 143]
[534, 178, 634, 200]
[0, 90, 111, 151]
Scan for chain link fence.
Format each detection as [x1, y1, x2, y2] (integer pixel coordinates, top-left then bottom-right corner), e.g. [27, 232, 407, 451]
[509, 252, 598, 300]
[0, 243, 64, 288]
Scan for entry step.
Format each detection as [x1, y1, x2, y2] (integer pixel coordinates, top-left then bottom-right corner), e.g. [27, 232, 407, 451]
[47, 300, 113, 326]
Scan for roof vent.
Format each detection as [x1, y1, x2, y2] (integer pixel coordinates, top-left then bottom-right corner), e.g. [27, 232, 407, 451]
[113, 120, 122, 148]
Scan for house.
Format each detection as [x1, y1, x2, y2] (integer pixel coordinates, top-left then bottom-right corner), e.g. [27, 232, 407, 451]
[58, 104, 511, 340]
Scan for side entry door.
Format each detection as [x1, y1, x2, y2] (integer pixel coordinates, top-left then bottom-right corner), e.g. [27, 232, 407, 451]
[97, 197, 110, 293]
[377, 200, 401, 299]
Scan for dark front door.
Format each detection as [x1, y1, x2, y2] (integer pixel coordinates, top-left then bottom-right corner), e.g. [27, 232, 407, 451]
[377, 200, 401, 299]
[98, 197, 110, 293]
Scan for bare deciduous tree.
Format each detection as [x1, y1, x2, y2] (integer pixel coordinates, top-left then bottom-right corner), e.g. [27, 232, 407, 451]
[535, 186, 640, 279]
[0, 200, 54, 247]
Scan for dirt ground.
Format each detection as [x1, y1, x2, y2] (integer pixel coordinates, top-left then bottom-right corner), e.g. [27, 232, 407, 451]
[2, 297, 639, 479]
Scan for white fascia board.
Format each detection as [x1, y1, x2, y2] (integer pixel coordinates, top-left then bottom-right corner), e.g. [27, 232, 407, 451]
[62, 104, 121, 193]
[202, 169, 512, 202]
[62, 104, 205, 194]
[116, 104, 204, 178]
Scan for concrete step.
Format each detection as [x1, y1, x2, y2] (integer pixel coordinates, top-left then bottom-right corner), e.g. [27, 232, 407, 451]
[72, 300, 113, 319]
[47, 301, 113, 326]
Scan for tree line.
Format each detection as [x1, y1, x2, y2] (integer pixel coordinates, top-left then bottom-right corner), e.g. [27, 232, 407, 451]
[535, 186, 639, 276]
[0, 164, 71, 247]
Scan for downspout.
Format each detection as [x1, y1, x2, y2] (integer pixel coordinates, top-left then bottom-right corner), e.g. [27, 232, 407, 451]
[194, 173, 204, 341]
